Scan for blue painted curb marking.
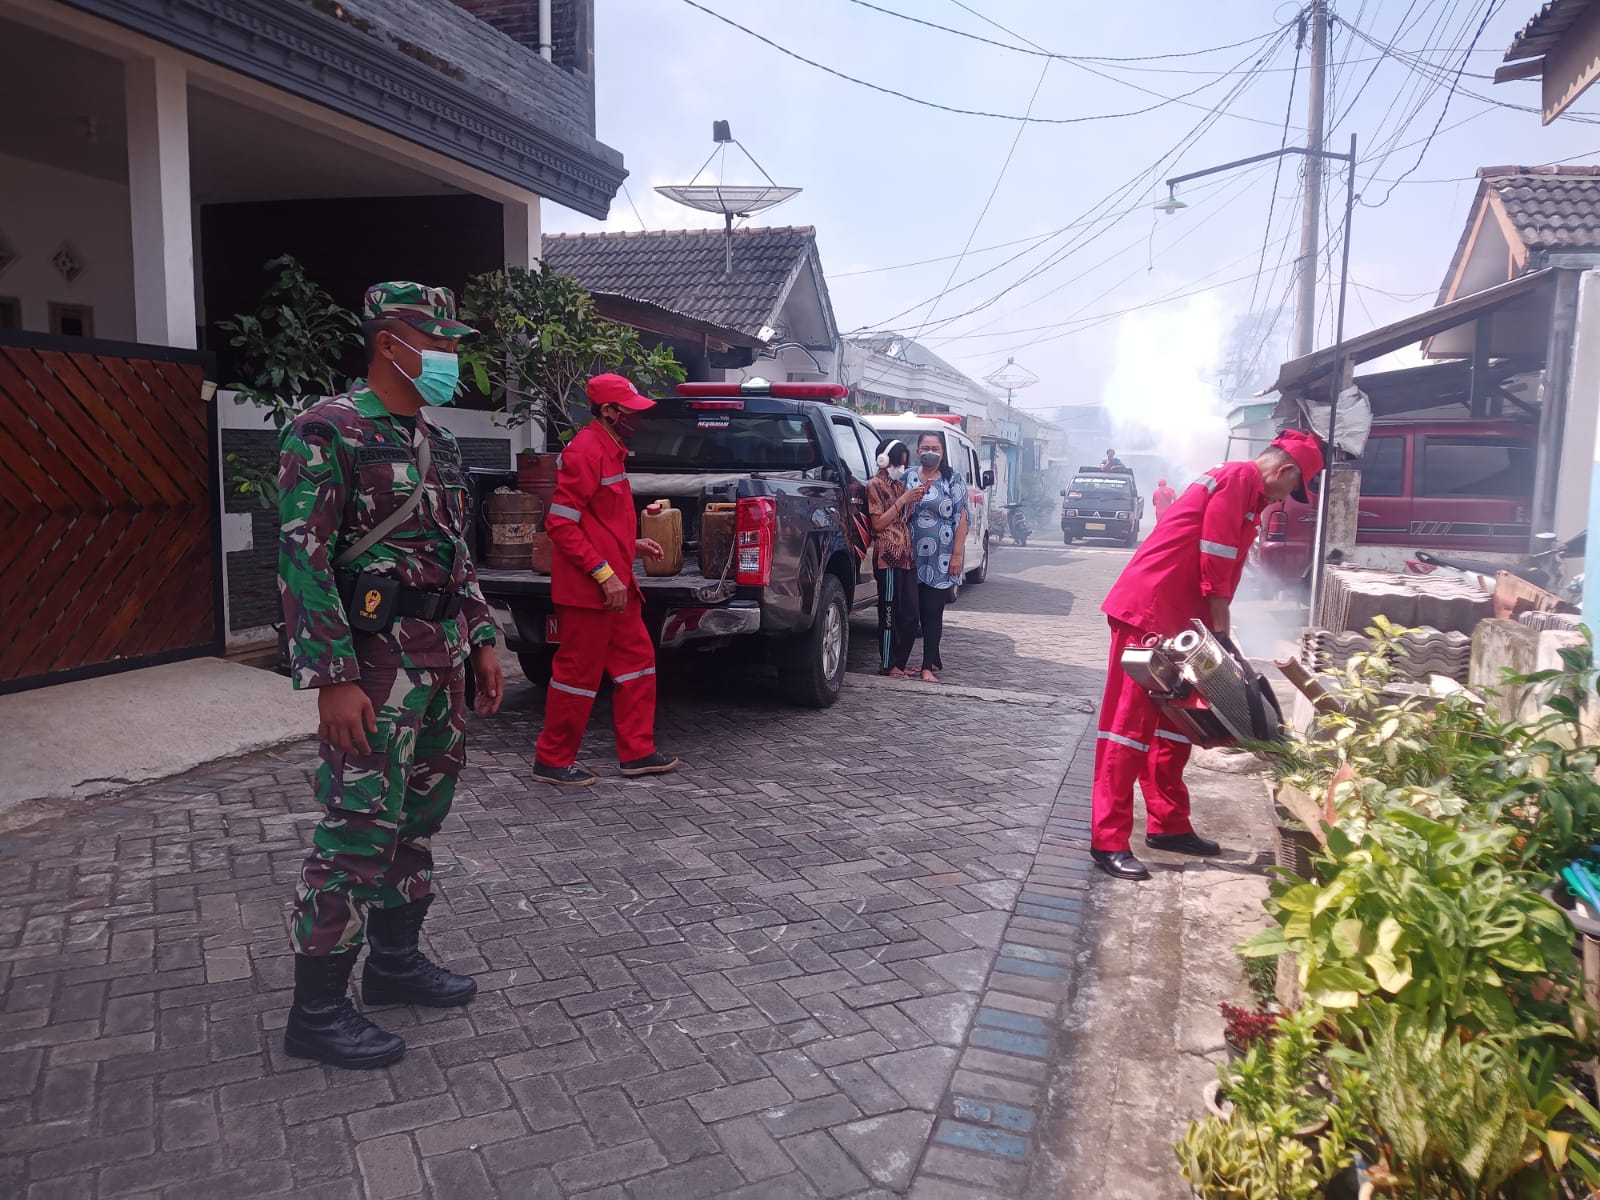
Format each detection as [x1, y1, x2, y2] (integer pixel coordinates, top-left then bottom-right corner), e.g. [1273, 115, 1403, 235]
[1015, 903, 1078, 923]
[1000, 942, 1069, 965]
[993, 957, 1068, 982]
[975, 1007, 1050, 1036]
[1017, 891, 1081, 911]
[933, 1118, 1030, 1159]
[953, 1095, 1036, 1134]
[969, 1027, 1050, 1058]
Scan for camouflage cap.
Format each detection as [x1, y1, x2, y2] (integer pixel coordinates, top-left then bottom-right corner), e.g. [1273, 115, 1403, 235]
[362, 281, 476, 339]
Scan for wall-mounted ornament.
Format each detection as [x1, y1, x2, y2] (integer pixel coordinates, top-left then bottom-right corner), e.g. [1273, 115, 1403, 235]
[51, 241, 85, 284]
[0, 231, 16, 281]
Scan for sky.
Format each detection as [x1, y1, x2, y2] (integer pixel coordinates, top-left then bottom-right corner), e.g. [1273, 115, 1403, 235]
[541, 0, 1600, 453]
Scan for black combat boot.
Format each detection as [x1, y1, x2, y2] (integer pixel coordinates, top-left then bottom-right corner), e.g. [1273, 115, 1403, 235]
[284, 951, 406, 1069]
[361, 895, 477, 1008]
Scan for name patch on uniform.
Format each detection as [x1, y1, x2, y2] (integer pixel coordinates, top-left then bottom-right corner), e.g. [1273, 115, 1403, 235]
[356, 445, 412, 466]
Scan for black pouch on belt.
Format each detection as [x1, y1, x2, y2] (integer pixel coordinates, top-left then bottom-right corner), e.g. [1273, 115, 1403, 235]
[343, 572, 401, 633]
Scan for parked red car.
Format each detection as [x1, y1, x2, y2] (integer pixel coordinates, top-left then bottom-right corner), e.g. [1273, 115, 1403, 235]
[1254, 420, 1536, 587]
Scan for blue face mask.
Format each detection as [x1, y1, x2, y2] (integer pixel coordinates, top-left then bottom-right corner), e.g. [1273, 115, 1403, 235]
[395, 338, 460, 407]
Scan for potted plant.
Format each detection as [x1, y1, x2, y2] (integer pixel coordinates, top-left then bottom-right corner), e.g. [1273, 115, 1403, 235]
[217, 254, 360, 511]
[1221, 1002, 1280, 1060]
[459, 263, 685, 449]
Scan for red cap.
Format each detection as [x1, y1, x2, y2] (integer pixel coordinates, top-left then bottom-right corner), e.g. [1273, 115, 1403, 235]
[1272, 429, 1325, 503]
[587, 373, 656, 412]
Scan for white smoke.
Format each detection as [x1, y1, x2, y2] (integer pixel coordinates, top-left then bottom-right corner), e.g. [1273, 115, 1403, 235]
[1101, 293, 1234, 479]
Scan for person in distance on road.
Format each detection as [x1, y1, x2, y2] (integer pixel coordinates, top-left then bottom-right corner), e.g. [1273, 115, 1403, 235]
[1152, 477, 1178, 520]
[1088, 431, 1324, 882]
[867, 439, 925, 677]
[904, 432, 968, 684]
[1102, 448, 1127, 470]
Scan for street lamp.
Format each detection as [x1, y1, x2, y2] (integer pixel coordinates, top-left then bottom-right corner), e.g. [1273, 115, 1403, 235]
[1154, 134, 1358, 620]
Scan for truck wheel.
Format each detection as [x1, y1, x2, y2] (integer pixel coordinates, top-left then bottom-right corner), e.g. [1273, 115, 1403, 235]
[777, 575, 847, 708]
[1063, 532, 1074, 545]
[1123, 527, 1139, 549]
[517, 650, 554, 688]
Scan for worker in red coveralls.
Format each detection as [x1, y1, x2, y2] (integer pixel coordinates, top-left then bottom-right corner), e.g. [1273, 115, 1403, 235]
[1151, 477, 1178, 521]
[532, 374, 679, 787]
[1090, 430, 1324, 880]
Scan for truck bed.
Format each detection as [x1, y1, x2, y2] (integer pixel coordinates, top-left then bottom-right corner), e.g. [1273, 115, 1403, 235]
[476, 565, 739, 606]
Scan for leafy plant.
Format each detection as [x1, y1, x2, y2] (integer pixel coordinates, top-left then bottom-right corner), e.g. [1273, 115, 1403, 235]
[1179, 1006, 1361, 1199]
[1222, 1002, 1280, 1050]
[218, 255, 360, 508]
[459, 264, 685, 441]
[1241, 809, 1580, 1038]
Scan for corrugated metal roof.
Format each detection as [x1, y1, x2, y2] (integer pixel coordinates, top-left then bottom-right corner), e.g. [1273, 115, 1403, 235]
[1504, 0, 1597, 60]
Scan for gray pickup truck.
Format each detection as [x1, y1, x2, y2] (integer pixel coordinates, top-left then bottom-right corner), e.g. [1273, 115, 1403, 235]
[476, 381, 884, 707]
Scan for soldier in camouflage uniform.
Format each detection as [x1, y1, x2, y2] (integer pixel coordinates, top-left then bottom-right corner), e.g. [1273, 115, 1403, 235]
[278, 281, 504, 1070]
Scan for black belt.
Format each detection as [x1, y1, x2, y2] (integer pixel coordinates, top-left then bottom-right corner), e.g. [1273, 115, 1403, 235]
[394, 589, 465, 621]
[337, 574, 464, 622]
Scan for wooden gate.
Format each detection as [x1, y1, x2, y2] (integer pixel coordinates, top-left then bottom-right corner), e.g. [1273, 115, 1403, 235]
[0, 332, 220, 692]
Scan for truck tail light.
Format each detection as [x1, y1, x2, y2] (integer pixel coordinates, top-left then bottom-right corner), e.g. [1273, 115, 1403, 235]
[735, 497, 776, 586]
[1265, 511, 1287, 542]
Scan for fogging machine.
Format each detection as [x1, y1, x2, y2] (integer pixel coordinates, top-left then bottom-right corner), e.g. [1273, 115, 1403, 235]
[1120, 621, 1285, 748]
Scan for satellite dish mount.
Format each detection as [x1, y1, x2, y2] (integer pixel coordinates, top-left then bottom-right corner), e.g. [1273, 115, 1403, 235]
[656, 122, 802, 277]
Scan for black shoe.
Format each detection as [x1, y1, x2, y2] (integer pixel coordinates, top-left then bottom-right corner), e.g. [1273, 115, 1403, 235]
[284, 951, 406, 1069]
[361, 895, 477, 1009]
[533, 761, 596, 787]
[1090, 850, 1152, 881]
[1144, 832, 1222, 857]
[619, 751, 679, 777]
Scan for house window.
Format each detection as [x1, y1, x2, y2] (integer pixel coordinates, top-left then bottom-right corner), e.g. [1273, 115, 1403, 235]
[49, 303, 93, 338]
[0, 297, 18, 330]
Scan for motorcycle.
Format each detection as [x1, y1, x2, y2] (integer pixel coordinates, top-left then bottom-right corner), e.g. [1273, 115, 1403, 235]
[1003, 502, 1031, 547]
[1411, 529, 1586, 591]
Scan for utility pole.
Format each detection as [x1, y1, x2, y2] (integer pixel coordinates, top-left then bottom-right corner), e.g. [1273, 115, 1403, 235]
[1294, 0, 1327, 358]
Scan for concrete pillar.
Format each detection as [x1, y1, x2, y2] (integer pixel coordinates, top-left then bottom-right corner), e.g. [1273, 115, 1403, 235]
[502, 196, 541, 270]
[125, 55, 195, 348]
[1533, 270, 1581, 546]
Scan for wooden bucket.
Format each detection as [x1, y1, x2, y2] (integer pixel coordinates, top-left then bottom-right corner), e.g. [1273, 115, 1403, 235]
[699, 502, 737, 580]
[516, 452, 560, 523]
[483, 490, 544, 569]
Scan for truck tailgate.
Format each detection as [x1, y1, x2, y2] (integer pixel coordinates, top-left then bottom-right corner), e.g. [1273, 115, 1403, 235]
[476, 566, 739, 606]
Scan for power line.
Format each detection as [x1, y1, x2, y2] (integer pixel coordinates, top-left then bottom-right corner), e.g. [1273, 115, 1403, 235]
[859, 58, 1055, 392]
[868, 24, 1294, 336]
[842, 0, 1284, 62]
[677, 0, 1283, 127]
[1362, 0, 1508, 207]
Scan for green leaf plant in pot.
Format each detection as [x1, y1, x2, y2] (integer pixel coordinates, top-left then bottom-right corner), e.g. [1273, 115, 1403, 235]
[458, 263, 685, 448]
[217, 254, 361, 510]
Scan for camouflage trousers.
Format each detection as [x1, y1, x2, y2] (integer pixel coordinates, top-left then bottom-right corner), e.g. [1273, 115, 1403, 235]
[290, 662, 466, 956]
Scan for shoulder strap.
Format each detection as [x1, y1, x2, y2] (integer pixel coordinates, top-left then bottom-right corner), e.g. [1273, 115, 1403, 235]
[333, 425, 432, 569]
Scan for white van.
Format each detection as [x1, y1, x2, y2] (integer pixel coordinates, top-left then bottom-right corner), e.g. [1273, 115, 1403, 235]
[862, 413, 994, 584]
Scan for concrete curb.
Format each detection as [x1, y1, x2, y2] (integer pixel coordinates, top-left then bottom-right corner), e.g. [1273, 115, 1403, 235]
[905, 719, 1099, 1199]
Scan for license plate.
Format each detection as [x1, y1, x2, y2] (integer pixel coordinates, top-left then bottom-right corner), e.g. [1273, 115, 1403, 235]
[1085, 522, 1105, 531]
[545, 615, 560, 643]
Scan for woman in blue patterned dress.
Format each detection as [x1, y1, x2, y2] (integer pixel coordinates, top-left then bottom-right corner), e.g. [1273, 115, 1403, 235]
[903, 431, 968, 683]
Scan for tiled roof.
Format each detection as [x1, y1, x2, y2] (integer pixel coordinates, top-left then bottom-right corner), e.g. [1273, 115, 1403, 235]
[1481, 166, 1600, 252]
[541, 227, 819, 339]
[1504, 0, 1595, 61]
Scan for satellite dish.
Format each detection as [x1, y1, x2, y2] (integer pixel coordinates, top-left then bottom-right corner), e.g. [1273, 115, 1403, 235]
[656, 122, 802, 276]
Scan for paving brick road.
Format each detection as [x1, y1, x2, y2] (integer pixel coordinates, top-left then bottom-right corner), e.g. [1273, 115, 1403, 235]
[0, 541, 1139, 1200]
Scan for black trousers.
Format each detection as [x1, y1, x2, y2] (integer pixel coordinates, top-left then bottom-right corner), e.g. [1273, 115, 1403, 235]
[918, 583, 951, 671]
[874, 566, 920, 671]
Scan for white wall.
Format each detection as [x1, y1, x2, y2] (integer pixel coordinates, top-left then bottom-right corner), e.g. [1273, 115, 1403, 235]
[1558, 270, 1600, 541]
[0, 152, 136, 340]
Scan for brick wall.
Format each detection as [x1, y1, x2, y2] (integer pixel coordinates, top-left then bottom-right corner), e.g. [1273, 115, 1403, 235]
[448, 0, 592, 75]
